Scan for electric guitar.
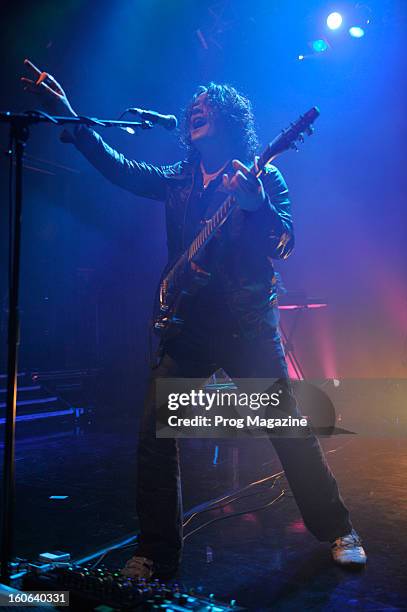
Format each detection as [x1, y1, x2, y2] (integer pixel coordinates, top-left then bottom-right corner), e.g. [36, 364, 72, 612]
[153, 106, 320, 338]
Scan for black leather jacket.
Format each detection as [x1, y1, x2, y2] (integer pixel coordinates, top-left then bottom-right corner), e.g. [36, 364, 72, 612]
[67, 126, 294, 337]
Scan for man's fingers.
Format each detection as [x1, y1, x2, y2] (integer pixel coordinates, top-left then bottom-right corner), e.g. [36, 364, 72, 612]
[232, 158, 260, 188]
[35, 71, 49, 86]
[224, 168, 260, 198]
[38, 80, 61, 98]
[21, 77, 35, 86]
[222, 173, 231, 190]
[33, 71, 64, 96]
[21, 76, 60, 99]
[254, 155, 260, 174]
[23, 59, 62, 95]
[235, 171, 258, 192]
[24, 58, 42, 77]
[232, 159, 251, 176]
[21, 77, 40, 94]
[45, 73, 64, 96]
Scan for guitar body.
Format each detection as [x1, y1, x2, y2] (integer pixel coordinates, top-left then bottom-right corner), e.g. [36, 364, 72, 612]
[153, 106, 320, 340]
[153, 260, 212, 338]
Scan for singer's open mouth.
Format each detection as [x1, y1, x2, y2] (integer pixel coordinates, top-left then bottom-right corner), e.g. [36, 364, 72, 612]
[191, 116, 207, 130]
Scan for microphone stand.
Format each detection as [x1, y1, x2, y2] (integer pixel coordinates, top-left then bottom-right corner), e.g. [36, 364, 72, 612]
[0, 110, 153, 585]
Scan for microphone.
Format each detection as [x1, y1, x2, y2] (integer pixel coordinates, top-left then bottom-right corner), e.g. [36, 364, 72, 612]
[126, 107, 178, 131]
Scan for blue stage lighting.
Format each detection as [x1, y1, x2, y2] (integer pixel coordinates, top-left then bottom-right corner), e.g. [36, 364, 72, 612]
[327, 12, 343, 30]
[349, 26, 365, 38]
[312, 39, 328, 53]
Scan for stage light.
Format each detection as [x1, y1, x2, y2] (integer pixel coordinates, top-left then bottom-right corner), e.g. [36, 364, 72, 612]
[326, 12, 343, 30]
[349, 26, 365, 38]
[298, 54, 305, 60]
[312, 39, 328, 53]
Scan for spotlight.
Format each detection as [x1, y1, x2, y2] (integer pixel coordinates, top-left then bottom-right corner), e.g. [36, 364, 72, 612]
[298, 54, 305, 60]
[326, 11, 343, 30]
[312, 39, 328, 53]
[349, 26, 365, 38]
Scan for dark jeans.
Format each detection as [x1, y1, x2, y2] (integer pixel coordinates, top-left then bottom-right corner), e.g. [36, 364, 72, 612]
[136, 322, 352, 564]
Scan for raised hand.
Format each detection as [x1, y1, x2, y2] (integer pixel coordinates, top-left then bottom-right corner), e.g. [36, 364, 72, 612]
[222, 158, 265, 211]
[21, 59, 77, 117]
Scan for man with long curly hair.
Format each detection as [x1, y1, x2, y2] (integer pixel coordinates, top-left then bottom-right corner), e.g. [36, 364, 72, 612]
[21, 62, 367, 579]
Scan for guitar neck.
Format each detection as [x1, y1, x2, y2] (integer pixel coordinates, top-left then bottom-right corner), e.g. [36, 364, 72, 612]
[188, 160, 269, 260]
[166, 162, 267, 285]
[187, 194, 234, 260]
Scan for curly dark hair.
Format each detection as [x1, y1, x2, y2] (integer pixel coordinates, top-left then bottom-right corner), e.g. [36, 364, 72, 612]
[181, 83, 259, 161]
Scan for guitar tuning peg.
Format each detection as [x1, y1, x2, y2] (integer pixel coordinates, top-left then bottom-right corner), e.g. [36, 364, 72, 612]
[298, 132, 305, 143]
[306, 126, 314, 136]
[290, 142, 299, 151]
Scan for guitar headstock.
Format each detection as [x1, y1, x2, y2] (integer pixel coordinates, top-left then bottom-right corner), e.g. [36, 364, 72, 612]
[257, 106, 320, 171]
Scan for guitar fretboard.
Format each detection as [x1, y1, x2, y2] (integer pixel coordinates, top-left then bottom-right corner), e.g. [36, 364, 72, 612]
[184, 151, 271, 265]
[187, 194, 236, 260]
[164, 160, 271, 288]
[165, 193, 236, 287]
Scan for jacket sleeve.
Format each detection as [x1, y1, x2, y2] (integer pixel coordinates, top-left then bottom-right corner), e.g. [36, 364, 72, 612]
[61, 125, 179, 201]
[244, 164, 294, 260]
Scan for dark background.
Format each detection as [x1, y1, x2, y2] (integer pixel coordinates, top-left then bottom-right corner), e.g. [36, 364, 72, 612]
[0, 0, 406, 413]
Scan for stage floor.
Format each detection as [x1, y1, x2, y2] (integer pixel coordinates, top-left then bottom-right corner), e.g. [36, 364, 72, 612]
[1, 418, 406, 610]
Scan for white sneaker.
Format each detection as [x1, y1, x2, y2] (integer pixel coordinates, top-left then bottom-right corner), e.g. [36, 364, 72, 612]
[331, 529, 367, 567]
[120, 555, 154, 579]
